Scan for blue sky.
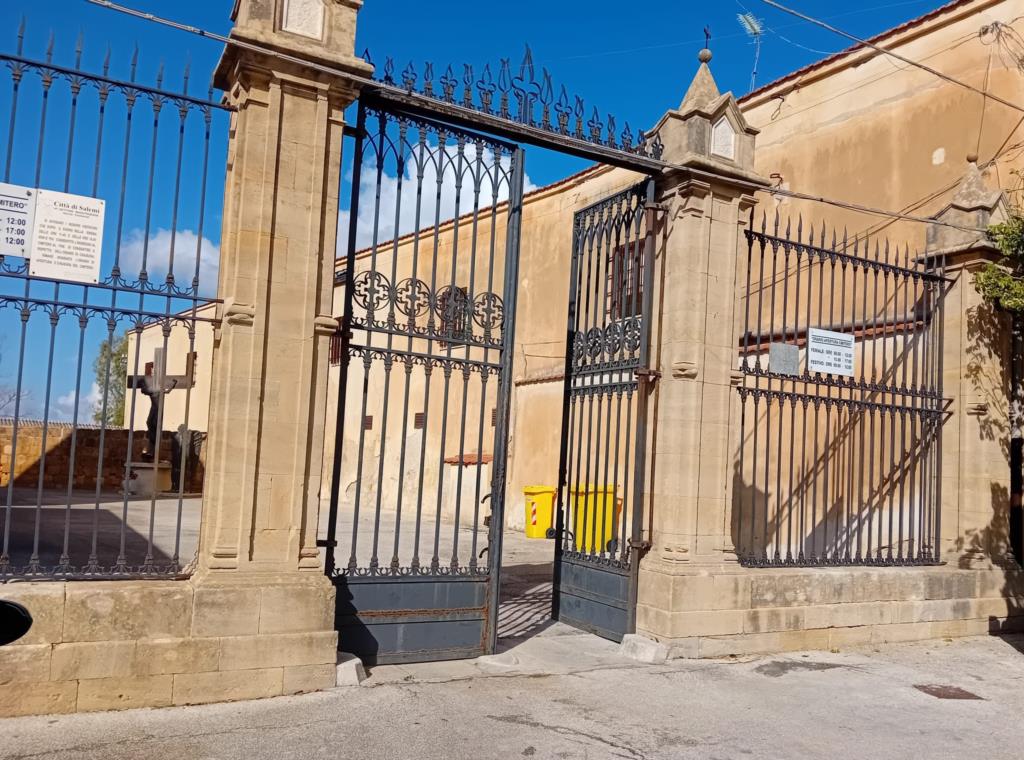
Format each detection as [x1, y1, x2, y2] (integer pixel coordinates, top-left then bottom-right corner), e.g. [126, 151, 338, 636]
[0, 0, 947, 423]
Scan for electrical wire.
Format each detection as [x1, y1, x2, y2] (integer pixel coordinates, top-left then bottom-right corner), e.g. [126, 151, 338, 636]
[758, 0, 1024, 115]
[84, 0, 992, 234]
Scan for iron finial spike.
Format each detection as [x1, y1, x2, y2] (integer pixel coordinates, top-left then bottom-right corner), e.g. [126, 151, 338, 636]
[463, 63, 473, 86]
[362, 48, 372, 65]
[103, 45, 111, 77]
[772, 208, 779, 235]
[884, 238, 890, 263]
[574, 95, 584, 118]
[183, 54, 192, 96]
[540, 68, 553, 104]
[401, 60, 416, 90]
[75, 30, 84, 68]
[519, 44, 535, 83]
[557, 84, 569, 108]
[156, 60, 165, 89]
[821, 221, 827, 248]
[16, 17, 25, 56]
[498, 58, 511, 92]
[46, 30, 54, 64]
[130, 44, 139, 83]
[761, 210, 767, 235]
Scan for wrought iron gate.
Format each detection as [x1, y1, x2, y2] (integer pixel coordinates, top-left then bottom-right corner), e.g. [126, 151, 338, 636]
[552, 180, 656, 641]
[735, 212, 950, 566]
[323, 100, 525, 664]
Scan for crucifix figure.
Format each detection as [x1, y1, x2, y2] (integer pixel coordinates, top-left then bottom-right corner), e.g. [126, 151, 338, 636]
[126, 347, 196, 462]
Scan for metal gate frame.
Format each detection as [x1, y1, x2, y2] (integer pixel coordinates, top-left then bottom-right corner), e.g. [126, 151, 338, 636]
[552, 179, 657, 641]
[318, 47, 665, 664]
[735, 211, 951, 566]
[322, 98, 525, 664]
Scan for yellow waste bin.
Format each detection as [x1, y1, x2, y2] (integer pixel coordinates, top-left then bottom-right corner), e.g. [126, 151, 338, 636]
[570, 485, 621, 554]
[523, 486, 556, 539]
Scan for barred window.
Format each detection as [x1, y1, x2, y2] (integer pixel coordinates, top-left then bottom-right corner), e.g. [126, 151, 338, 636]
[606, 241, 644, 321]
[329, 333, 343, 366]
[437, 285, 470, 345]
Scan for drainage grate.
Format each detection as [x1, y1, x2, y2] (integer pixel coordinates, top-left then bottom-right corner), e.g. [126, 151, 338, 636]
[914, 684, 983, 700]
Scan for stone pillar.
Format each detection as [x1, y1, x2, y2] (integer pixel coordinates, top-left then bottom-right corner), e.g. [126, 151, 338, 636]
[192, 0, 371, 678]
[636, 51, 767, 642]
[925, 158, 1012, 566]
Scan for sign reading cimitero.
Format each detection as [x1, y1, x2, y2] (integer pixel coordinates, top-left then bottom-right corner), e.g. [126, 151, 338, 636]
[0, 182, 35, 258]
[807, 327, 855, 377]
[0, 183, 105, 285]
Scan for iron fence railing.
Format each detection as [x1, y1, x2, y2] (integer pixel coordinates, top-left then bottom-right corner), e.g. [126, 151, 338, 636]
[735, 211, 951, 567]
[0, 22, 228, 580]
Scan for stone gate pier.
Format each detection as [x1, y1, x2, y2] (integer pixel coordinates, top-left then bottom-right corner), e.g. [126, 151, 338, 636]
[1, 0, 371, 716]
[632, 55, 1024, 658]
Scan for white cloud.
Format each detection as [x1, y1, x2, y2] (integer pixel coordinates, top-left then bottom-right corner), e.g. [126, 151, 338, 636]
[117, 228, 220, 296]
[53, 382, 102, 423]
[338, 141, 536, 255]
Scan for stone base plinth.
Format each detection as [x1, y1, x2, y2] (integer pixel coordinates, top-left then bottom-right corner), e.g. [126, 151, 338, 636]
[125, 461, 172, 497]
[636, 559, 1024, 659]
[0, 573, 337, 717]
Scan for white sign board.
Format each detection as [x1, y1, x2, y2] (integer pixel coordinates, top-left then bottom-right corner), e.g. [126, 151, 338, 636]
[29, 189, 105, 284]
[0, 182, 35, 258]
[807, 328, 855, 377]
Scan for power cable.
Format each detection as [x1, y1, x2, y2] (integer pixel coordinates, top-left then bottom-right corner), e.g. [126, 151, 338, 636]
[758, 0, 1024, 115]
[84, 0, 992, 234]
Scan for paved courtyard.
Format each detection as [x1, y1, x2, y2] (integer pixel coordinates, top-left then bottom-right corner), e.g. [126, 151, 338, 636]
[3, 632, 1024, 759]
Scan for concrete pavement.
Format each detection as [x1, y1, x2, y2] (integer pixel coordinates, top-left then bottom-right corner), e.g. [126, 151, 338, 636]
[3, 629, 1024, 759]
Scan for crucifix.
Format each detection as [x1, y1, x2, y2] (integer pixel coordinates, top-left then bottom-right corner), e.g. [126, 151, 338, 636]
[126, 347, 196, 462]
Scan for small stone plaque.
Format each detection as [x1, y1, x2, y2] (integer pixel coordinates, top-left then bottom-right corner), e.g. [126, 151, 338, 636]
[281, 0, 325, 40]
[711, 117, 736, 160]
[768, 342, 799, 376]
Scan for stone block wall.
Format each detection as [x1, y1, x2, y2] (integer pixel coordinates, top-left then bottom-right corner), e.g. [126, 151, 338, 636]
[0, 577, 337, 717]
[0, 425, 206, 494]
[637, 563, 1024, 658]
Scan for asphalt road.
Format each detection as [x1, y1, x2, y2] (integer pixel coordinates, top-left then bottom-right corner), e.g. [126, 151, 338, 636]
[4, 630, 1024, 760]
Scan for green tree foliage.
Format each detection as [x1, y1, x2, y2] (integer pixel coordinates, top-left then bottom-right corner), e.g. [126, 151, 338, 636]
[975, 213, 1024, 312]
[92, 332, 129, 427]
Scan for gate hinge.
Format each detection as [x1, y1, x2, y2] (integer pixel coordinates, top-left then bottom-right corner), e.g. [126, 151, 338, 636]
[316, 539, 338, 548]
[636, 368, 661, 381]
[629, 538, 652, 551]
[645, 202, 668, 213]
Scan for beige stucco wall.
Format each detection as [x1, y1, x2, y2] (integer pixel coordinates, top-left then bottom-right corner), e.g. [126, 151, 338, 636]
[126, 306, 216, 436]
[320, 164, 646, 545]
[741, 0, 1024, 244]
[132, 0, 1024, 544]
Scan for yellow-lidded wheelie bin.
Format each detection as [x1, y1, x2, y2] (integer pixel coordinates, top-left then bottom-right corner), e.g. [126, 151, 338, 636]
[523, 486, 556, 538]
[569, 485, 621, 553]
